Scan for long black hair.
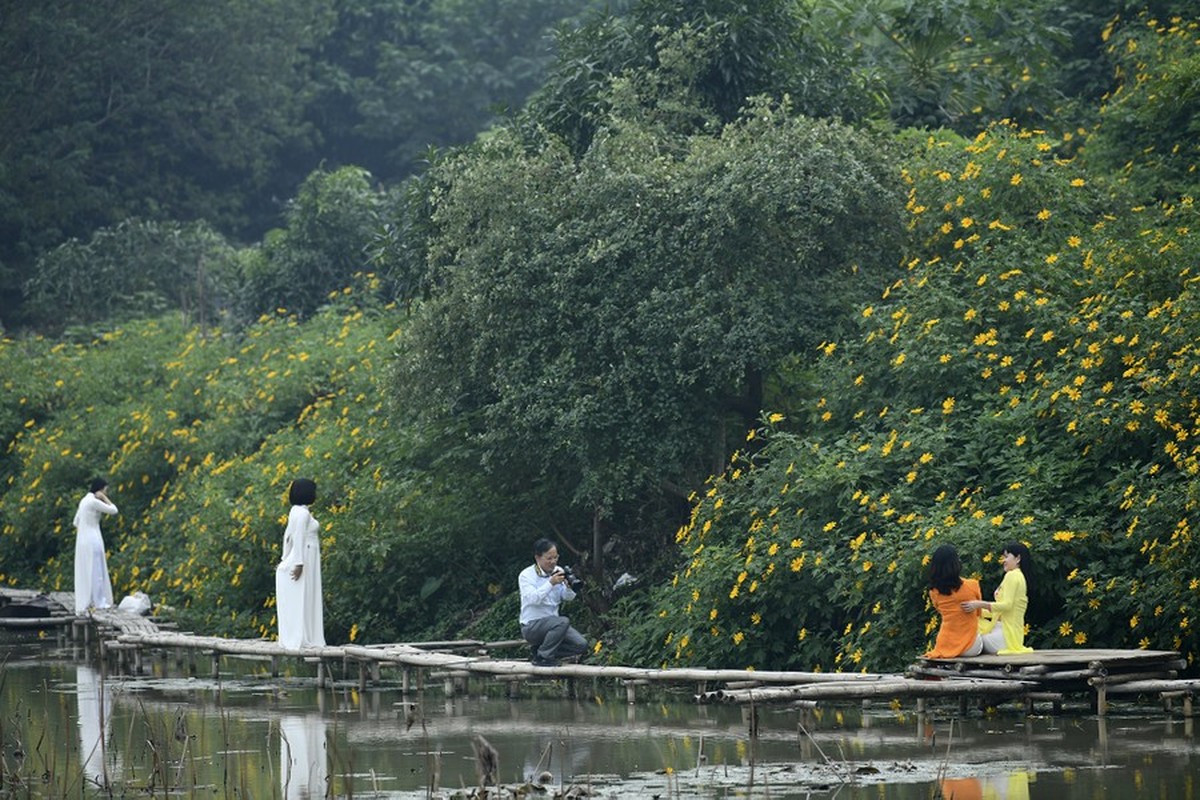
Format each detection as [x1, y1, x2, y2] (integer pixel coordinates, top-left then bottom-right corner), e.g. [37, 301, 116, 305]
[1001, 540, 1034, 596]
[929, 544, 964, 596]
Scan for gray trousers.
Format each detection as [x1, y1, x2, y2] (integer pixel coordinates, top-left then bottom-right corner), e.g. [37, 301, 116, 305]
[521, 615, 587, 660]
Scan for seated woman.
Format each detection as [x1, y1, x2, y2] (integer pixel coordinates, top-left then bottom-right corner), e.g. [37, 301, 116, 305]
[924, 544, 983, 658]
[963, 541, 1034, 655]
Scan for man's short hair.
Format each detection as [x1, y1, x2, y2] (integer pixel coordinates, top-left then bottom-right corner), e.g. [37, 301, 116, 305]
[533, 537, 556, 557]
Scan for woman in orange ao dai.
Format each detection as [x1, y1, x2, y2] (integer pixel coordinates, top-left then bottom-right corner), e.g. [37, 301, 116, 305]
[924, 544, 983, 658]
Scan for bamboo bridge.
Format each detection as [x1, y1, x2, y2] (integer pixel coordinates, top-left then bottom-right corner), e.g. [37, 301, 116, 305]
[2, 586, 1196, 718]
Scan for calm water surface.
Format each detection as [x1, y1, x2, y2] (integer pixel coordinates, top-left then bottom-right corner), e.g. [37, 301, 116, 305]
[2, 637, 1199, 798]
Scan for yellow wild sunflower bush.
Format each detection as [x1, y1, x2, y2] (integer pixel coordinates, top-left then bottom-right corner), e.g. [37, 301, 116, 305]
[1, 280, 515, 642]
[614, 119, 1200, 672]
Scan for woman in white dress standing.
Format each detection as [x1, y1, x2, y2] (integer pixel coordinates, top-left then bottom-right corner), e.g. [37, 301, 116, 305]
[275, 478, 325, 649]
[74, 478, 118, 615]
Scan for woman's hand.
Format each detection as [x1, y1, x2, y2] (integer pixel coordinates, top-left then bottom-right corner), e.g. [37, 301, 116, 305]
[961, 600, 989, 612]
[291, 564, 303, 581]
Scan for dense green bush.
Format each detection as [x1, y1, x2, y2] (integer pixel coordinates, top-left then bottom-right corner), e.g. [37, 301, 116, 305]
[238, 167, 392, 321]
[22, 220, 239, 332]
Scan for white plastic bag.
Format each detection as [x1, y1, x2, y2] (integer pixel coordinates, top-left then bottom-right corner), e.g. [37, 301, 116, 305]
[117, 591, 152, 615]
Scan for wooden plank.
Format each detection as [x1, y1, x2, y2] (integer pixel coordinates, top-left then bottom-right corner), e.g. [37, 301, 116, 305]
[706, 677, 1039, 705]
[0, 617, 75, 628]
[921, 648, 1180, 669]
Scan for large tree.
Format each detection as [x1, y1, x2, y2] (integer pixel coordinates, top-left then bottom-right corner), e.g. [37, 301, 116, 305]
[394, 97, 904, 583]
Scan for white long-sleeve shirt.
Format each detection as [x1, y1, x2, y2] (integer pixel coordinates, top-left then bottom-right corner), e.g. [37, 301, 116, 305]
[519, 562, 576, 625]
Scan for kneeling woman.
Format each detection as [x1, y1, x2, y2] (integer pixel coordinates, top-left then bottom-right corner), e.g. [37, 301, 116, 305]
[924, 544, 983, 658]
[963, 541, 1034, 655]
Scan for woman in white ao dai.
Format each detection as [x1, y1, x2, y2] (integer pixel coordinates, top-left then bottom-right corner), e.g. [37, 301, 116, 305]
[275, 478, 325, 649]
[74, 478, 118, 615]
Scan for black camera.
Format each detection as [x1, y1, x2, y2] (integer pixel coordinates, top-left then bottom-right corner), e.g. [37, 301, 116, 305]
[558, 565, 583, 590]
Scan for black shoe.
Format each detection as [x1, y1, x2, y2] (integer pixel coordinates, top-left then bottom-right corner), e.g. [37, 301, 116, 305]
[532, 655, 560, 667]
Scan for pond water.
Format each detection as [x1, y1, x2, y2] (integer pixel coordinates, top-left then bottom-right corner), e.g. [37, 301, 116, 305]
[2, 637, 1199, 798]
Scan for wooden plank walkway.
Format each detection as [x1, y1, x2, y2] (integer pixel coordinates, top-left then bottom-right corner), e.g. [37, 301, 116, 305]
[912, 648, 1195, 716]
[2, 587, 1196, 715]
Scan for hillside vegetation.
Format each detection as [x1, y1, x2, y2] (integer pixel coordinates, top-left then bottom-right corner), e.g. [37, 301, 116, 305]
[1, 2, 1198, 671]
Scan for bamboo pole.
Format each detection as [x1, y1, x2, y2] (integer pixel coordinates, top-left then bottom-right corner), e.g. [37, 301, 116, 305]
[706, 677, 1037, 705]
[1096, 679, 1200, 694]
[1088, 671, 1178, 687]
[340, 644, 893, 684]
[908, 664, 1022, 680]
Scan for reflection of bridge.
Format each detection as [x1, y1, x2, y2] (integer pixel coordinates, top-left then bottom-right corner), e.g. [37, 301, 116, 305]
[4, 586, 1199, 716]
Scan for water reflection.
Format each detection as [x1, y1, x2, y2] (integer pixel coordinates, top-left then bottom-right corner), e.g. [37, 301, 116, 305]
[942, 771, 1032, 800]
[75, 664, 115, 785]
[1, 638, 1199, 799]
[279, 714, 328, 799]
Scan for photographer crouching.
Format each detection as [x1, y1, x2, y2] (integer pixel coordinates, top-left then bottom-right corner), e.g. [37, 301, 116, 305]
[518, 538, 588, 667]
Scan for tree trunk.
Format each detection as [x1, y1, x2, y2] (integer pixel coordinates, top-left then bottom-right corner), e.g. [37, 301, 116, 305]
[592, 507, 603, 581]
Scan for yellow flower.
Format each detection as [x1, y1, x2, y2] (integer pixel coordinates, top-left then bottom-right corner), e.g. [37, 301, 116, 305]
[1036, 209, 1051, 220]
[732, 631, 745, 645]
[1074, 632, 1087, 645]
[1011, 173, 1023, 185]
[1059, 621, 1073, 636]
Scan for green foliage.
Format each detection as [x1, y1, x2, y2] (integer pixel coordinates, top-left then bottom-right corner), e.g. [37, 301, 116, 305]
[393, 99, 903, 580]
[0, 0, 322, 307]
[0, 291, 533, 643]
[307, 0, 602, 177]
[1085, 13, 1200, 201]
[612, 122, 1200, 672]
[22, 219, 239, 332]
[527, 0, 873, 155]
[0, 0, 598, 328]
[815, 0, 1070, 131]
[239, 167, 389, 321]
